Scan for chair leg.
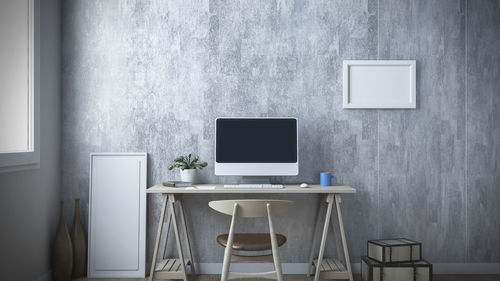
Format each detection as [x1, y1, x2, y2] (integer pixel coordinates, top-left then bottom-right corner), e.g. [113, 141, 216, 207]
[267, 203, 283, 281]
[221, 203, 238, 281]
[221, 246, 232, 281]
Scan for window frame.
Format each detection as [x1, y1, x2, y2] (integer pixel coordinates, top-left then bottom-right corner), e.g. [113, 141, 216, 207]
[0, 0, 39, 173]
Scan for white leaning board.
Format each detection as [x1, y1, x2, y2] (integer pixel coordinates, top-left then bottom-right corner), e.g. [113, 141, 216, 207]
[88, 153, 147, 278]
[343, 60, 416, 108]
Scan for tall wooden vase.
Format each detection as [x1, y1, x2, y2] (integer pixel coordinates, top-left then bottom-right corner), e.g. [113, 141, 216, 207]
[71, 198, 87, 278]
[52, 201, 73, 281]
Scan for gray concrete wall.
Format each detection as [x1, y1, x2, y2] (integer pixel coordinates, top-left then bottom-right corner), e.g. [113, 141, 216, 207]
[0, 0, 61, 280]
[61, 0, 500, 266]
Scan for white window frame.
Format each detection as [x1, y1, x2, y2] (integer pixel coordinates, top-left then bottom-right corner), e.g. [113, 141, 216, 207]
[0, 0, 39, 173]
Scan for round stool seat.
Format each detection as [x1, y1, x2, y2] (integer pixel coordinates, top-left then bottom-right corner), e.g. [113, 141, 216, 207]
[216, 233, 287, 251]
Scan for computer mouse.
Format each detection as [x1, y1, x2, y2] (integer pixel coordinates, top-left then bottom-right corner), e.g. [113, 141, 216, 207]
[300, 183, 309, 188]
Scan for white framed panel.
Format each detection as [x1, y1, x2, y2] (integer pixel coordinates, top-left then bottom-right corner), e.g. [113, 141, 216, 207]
[0, 0, 40, 172]
[88, 153, 147, 278]
[343, 60, 416, 108]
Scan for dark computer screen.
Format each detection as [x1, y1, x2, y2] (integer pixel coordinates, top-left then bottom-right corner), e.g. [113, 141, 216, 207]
[216, 118, 297, 163]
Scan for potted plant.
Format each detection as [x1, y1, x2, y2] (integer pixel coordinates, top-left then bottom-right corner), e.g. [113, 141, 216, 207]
[168, 154, 208, 184]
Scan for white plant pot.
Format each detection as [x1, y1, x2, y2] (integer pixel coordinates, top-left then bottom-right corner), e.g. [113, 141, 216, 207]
[180, 169, 197, 184]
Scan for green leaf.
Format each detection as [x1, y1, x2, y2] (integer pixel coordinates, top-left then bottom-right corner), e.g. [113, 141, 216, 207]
[197, 162, 208, 169]
[170, 154, 206, 170]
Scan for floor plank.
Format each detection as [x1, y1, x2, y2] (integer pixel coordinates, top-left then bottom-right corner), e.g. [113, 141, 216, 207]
[74, 274, 500, 281]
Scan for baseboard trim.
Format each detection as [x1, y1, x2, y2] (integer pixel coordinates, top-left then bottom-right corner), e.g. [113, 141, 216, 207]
[34, 270, 51, 281]
[34, 262, 500, 279]
[196, 262, 500, 275]
[432, 263, 500, 274]
[198, 263, 309, 274]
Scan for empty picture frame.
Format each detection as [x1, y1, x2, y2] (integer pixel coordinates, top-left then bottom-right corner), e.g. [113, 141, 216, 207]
[343, 60, 416, 108]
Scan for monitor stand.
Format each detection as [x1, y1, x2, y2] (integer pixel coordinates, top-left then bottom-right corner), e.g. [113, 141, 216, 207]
[240, 176, 271, 184]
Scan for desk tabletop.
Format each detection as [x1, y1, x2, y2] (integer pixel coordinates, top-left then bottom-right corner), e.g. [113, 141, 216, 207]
[146, 184, 356, 194]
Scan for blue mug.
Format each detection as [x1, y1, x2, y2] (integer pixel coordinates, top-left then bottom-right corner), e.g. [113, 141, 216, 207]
[320, 172, 337, 186]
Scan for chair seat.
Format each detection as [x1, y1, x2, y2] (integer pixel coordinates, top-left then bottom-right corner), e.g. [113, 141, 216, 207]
[216, 233, 287, 251]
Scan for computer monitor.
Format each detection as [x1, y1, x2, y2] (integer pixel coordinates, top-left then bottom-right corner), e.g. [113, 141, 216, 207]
[215, 117, 299, 176]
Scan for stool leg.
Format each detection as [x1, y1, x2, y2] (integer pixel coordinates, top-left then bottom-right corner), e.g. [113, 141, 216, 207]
[149, 194, 168, 281]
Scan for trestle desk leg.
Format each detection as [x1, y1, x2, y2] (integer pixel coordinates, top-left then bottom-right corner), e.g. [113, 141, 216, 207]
[307, 195, 325, 277]
[169, 194, 188, 281]
[149, 194, 168, 281]
[179, 198, 196, 274]
[335, 194, 353, 281]
[313, 194, 334, 281]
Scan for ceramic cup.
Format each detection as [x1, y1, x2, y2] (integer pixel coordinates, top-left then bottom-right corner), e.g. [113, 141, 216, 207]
[320, 172, 337, 186]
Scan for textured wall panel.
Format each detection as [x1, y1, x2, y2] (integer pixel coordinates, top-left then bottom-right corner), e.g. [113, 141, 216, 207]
[377, 0, 467, 262]
[466, 0, 500, 262]
[61, 0, 500, 265]
[61, 0, 379, 265]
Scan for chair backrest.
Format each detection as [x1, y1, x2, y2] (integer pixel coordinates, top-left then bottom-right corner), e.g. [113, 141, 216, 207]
[208, 199, 294, 218]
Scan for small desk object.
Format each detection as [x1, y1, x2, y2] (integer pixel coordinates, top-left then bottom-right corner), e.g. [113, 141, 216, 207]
[147, 184, 356, 281]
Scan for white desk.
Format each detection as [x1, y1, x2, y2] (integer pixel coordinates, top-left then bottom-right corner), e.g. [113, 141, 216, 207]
[147, 184, 356, 281]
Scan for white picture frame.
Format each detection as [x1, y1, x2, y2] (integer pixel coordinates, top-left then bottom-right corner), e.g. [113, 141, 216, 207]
[343, 60, 416, 108]
[88, 152, 147, 278]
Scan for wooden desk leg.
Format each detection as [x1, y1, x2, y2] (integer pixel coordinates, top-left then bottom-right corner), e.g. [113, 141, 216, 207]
[313, 194, 334, 281]
[335, 194, 353, 281]
[178, 199, 196, 275]
[149, 194, 168, 281]
[307, 195, 325, 277]
[159, 210, 172, 260]
[330, 207, 343, 261]
[169, 194, 188, 281]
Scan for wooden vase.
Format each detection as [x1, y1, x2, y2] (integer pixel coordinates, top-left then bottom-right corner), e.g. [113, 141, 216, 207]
[71, 198, 87, 278]
[52, 201, 73, 281]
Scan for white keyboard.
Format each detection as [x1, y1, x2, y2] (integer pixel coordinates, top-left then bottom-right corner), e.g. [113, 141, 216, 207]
[223, 184, 284, 189]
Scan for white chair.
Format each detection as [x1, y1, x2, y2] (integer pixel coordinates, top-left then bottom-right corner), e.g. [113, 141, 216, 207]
[208, 199, 294, 281]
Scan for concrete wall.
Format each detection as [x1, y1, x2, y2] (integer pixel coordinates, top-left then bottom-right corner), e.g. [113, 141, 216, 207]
[61, 0, 500, 268]
[0, 0, 61, 280]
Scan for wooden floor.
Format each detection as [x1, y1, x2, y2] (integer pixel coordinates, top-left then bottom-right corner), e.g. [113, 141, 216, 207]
[74, 274, 500, 281]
